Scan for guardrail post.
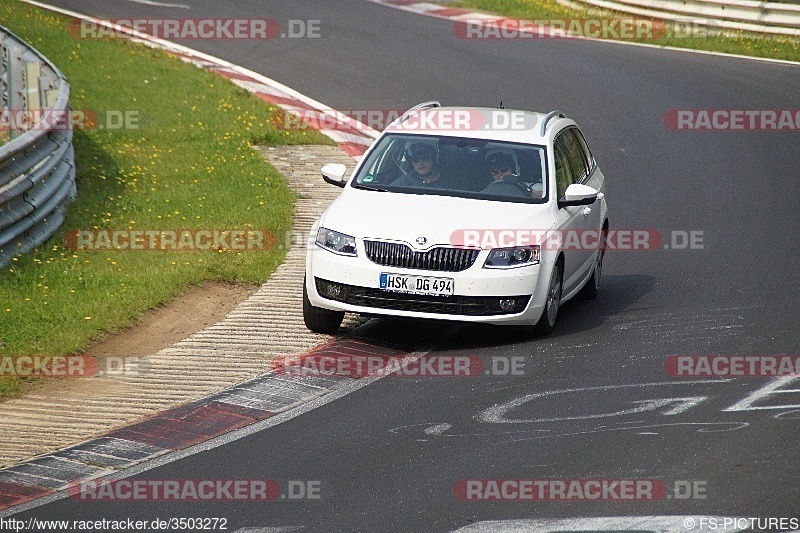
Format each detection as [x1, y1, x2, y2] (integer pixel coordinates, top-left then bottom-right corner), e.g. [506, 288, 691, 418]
[6, 41, 26, 138]
[0, 32, 7, 111]
[24, 55, 41, 127]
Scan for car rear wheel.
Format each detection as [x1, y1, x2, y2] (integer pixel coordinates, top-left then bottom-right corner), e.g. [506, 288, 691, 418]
[303, 277, 344, 334]
[532, 259, 562, 336]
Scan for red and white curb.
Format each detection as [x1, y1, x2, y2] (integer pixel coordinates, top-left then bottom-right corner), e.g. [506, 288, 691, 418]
[24, 0, 379, 157]
[366, 0, 800, 65]
[0, 336, 419, 511]
[364, 0, 578, 37]
[366, 0, 505, 23]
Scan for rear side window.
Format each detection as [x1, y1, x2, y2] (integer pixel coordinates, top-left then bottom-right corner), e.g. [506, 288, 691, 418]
[570, 128, 593, 175]
[560, 128, 590, 184]
[554, 139, 574, 199]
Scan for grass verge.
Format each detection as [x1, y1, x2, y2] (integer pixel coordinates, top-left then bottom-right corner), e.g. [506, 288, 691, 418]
[450, 0, 800, 62]
[0, 0, 333, 398]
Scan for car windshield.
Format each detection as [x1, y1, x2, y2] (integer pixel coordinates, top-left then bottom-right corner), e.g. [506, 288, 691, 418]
[352, 134, 548, 203]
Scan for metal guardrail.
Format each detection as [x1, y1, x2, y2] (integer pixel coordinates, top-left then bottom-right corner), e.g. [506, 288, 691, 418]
[0, 25, 76, 268]
[560, 0, 800, 37]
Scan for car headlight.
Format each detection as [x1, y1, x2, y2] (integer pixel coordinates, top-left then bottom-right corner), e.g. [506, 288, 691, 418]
[483, 246, 540, 269]
[316, 227, 357, 256]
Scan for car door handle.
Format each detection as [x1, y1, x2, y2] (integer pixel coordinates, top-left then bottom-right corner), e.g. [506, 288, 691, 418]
[582, 207, 592, 217]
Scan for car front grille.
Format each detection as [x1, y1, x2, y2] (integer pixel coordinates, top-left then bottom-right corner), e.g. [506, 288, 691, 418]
[363, 240, 480, 272]
[315, 278, 530, 316]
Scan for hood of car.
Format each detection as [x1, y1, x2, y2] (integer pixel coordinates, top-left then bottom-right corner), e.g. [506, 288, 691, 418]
[319, 188, 554, 249]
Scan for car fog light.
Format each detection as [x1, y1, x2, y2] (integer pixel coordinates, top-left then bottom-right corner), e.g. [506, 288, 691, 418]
[324, 283, 342, 298]
[499, 299, 516, 311]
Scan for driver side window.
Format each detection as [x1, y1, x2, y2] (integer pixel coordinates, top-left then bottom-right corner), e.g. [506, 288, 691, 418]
[364, 138, 406, 184]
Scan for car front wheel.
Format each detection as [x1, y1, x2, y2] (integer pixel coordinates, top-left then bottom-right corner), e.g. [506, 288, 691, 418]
[532, 259, 562, 336]
[303, 277, 344, 334]
[580, 226, 607, 300]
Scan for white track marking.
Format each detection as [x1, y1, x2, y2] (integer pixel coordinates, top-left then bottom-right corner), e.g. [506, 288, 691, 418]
[454, 515, 757, 532]
[478, 380, 728, 423]
[125, 0, 189, 8]
[723, 376, 800, 411]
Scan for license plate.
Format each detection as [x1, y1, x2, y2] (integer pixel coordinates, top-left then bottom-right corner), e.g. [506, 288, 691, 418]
[379, 273, 453, 296]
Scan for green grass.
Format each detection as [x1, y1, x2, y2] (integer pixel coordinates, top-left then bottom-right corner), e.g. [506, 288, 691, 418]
[0, 0, 333, 398]
[451, 0, 800, 62]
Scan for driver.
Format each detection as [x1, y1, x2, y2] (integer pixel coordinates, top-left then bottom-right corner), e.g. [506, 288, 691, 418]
[481, 152, 542, 199]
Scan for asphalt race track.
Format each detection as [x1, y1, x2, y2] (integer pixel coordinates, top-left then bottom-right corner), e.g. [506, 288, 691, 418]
[7, 0, 800, 530]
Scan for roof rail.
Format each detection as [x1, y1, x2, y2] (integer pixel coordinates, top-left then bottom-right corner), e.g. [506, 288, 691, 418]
[540, 110, 565, 136]
[398, 101, 441, 123]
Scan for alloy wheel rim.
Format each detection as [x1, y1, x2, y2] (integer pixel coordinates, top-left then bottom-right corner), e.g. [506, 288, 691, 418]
[546, 267, 561, 325]
[594, 248, 604, 290]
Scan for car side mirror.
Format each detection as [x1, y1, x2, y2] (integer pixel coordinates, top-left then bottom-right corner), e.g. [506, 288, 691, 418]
[558, 183, 600, 208]
[321, 163, 347, 188]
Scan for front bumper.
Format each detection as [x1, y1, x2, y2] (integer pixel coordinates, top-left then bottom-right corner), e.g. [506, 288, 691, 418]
[305, 240, 555, 326]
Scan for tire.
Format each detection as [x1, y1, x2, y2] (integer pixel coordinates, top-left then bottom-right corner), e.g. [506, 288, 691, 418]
[532, 259, 563, 336]
[303, 277, 344, 334]
[580, 226, 607, 300]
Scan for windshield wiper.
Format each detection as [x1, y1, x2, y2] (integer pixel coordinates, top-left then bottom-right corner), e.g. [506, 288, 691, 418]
[352, 183, 388, 192]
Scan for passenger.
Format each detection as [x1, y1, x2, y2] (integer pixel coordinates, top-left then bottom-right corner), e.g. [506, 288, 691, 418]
[391, 143, 456, 189]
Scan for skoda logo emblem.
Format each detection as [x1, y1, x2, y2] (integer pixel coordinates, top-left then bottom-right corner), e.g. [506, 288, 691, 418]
[415, 236, 427, 246]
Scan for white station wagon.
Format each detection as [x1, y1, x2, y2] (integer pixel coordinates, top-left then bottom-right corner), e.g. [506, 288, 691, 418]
[303, 102, 609, 335]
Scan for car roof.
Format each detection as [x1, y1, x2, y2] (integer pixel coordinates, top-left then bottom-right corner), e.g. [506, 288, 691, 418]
[382, 105, 576, 144]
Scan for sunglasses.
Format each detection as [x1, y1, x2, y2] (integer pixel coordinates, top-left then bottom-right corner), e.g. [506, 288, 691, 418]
[491, 167, 511, 175]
